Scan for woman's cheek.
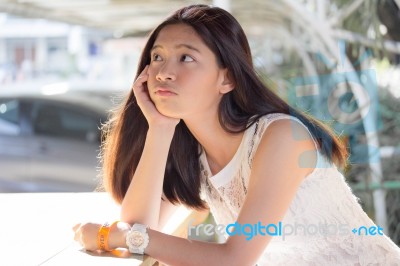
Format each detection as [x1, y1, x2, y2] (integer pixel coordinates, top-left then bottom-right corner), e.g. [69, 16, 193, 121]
[147, 64, 157, 78]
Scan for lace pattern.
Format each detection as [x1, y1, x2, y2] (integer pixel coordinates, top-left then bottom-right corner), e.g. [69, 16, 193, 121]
[199, 113, 400, 265]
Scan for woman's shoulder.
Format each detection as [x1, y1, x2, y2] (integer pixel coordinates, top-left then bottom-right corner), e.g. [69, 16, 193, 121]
[258, 112, 300, 125]
[250, 113, 309, 138]
[256, 114, 316, 149]
[256, 113, 334, 169]
[245, 112, 319, 167]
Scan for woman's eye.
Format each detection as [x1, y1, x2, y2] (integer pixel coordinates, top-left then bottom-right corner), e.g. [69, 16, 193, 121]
[152, 54, 162, 61]
[181, 55, 194, 62]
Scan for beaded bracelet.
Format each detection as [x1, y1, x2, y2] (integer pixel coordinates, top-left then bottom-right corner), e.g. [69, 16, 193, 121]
[97, 221, 119, 251]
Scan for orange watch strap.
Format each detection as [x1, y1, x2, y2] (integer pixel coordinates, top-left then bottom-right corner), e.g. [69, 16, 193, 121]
[97, 221, 119, 251]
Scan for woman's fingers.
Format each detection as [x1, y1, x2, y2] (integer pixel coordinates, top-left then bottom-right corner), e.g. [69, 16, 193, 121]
[73, 223, 80, 242]
[72, 223, 80, 232]
[132, 65, 153, 113]
[131, 65, 158, 115]
[132, 65, 149, 96]
[72, 222, 101, 251]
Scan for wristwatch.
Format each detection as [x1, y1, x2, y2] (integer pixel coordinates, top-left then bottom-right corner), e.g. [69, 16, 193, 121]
[126, 223, 149, 254]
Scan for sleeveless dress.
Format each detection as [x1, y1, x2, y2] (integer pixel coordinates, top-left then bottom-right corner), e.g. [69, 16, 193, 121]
[199, 113, 400, 266]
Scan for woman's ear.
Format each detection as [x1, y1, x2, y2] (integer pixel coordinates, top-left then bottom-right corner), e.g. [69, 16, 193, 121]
[219, 68, 235, 94]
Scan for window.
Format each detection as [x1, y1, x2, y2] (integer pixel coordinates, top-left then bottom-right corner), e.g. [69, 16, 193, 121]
[32, 102, 99, 142]
[0, 99, 20, 135]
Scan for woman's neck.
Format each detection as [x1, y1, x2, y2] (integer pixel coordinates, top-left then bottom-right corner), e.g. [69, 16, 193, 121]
[183, 114, 244, 175]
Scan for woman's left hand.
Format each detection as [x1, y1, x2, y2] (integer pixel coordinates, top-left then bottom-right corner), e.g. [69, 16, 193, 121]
[73, 222, 101, 251]
[73, 222, 131, 251]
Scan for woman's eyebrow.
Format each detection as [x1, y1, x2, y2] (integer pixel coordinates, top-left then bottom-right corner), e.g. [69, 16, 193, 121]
[151, 44, 201, 53]
[175, 44, 201, 53]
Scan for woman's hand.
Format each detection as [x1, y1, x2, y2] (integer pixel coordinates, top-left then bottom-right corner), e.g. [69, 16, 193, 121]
[73, 222, 130, 252]
[133, 65, 180, 130]
[73, 222, 100, 251]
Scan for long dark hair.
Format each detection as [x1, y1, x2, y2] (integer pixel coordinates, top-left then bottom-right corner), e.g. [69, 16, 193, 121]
[101, 4, 348, 209]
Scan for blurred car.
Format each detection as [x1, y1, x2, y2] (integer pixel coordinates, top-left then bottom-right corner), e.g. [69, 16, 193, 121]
[0, 89, 123, 192]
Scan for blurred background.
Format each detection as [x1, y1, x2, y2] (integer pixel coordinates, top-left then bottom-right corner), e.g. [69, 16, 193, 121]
[0, 0, 399, 245]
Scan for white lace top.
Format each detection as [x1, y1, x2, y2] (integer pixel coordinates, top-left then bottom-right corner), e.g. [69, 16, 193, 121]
[199, 113, 400, 266]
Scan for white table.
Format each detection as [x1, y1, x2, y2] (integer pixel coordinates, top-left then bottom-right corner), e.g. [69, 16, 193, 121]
[0, 193, 163, 266]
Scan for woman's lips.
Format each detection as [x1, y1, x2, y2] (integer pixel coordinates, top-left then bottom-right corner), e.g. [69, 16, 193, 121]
[155, 87, 177, 96]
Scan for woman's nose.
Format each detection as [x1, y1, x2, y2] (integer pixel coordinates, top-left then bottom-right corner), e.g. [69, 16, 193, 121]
[156, 61, 176, 81]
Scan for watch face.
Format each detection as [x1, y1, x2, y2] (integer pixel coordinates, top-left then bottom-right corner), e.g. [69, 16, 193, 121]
[128, 231, 144, 247]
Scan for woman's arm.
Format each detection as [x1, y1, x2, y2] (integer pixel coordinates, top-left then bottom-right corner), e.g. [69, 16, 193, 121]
[92, 119, 317, 265]
[120, 65, 180, 229]
[73, 65, 181, 250]
[120, 125, 176, 229]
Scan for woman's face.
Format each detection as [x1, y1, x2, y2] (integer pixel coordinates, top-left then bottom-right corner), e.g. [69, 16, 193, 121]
[147, 23, 231, 120]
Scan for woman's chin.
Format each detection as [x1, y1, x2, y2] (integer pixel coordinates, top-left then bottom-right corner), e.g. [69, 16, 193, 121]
[156, 107, 181, 120]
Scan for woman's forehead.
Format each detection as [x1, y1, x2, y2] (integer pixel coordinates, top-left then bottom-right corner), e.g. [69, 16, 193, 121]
[153, 24, 203, 47]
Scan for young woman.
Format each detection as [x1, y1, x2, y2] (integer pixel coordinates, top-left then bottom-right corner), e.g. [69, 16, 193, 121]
[73, 4, 400, 265]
